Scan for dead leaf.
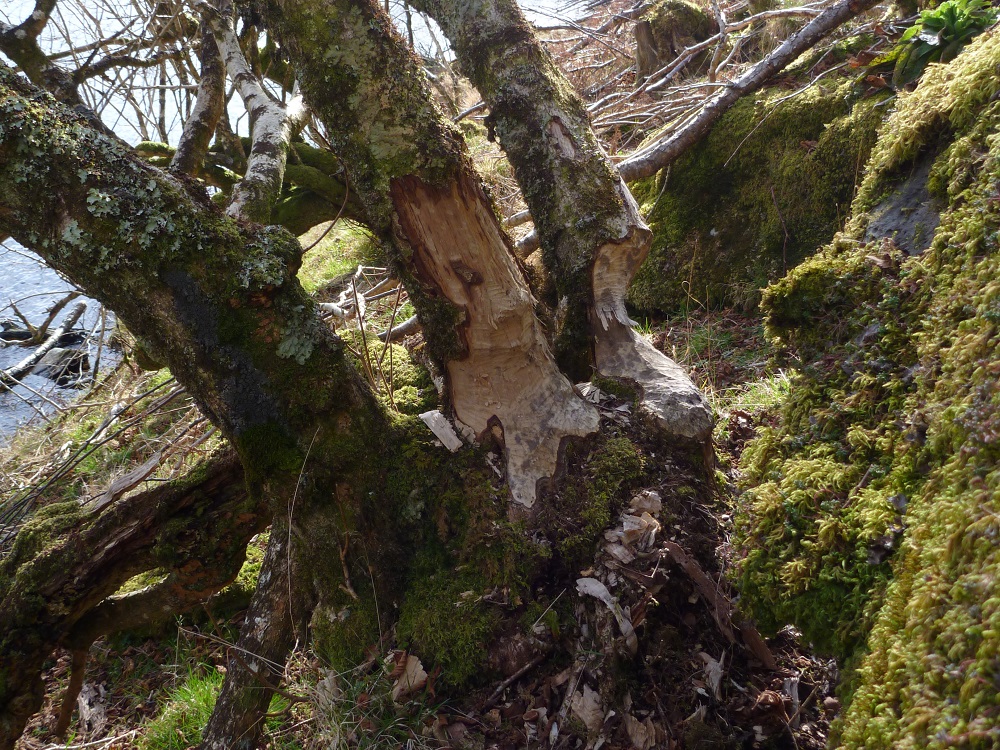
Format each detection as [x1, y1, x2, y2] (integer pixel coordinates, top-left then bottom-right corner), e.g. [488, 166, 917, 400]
[604, 542, 636, 564]
[570, 684, 603, 735]
[629, 489, 662, 515]
[576, 382, 605, 403]
[624, 713, 657, 750]
[576, 577, 638, 654]
[391, 655, 428, 702]
[621, 514, 651, 545]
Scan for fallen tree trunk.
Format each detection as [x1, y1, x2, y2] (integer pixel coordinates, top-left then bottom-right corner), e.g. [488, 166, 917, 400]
[0, 453, 256, 749]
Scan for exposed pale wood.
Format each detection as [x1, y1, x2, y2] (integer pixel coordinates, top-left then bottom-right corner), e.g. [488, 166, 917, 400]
[412, 0, 712, 441]
[391, 171, 599, 507]
[590, 195, 712, 439]
[0, 301, 87, 389]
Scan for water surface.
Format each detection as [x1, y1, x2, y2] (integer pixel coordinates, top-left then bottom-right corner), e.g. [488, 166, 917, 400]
[0, 241, 113, 440]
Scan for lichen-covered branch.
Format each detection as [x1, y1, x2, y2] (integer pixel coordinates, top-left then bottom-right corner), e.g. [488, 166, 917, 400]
[0, 0, 109, 132]
[170, 26, 226, 176]
[200, 0, 307, 223]
[0, 64, 403, 747]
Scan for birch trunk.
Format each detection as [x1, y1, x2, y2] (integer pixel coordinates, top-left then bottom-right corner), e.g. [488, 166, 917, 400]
[258, 0, 601, 508]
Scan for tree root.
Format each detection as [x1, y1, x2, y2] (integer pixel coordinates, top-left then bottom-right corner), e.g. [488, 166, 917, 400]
[200, 516, 316, 750]
[0, 453, 257, 750]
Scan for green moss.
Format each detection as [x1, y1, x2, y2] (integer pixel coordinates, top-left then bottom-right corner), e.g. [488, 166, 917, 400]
[115, 569, 169, 597]
[591, 375, 639, 403]
[852, 29, 1000, 214]
[209, 532, 268, 614]
[312, 581, 384, 673]
[296, 221, 381, 293]
[337, 329, 437, 415]
[548, 435, 647, 567]
[644, 0, 716, 69]
[628, 79, 885, 314]
[396, 565, 501, 688]
[0, 502, 85, 583]
[736, 29, 1000, 746]
[233, 422, 303, 483]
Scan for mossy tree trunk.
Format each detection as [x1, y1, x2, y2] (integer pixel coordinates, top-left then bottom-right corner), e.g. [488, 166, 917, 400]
[0, 0, 719, 742]
[0, 65, 398, 748]
[0, 454, 252, 747]
[408, 0, 713, 441]
[256, 0, 603, 509]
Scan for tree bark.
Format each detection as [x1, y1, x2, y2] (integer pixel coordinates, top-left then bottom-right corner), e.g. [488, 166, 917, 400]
[170, 26, 226, 176]
[407, 0, 712, 440]
[257, 0, 601, 508]
[0, 454, 254, 749]
[201, 516, 313, 750]
[0, 65, 390, 747]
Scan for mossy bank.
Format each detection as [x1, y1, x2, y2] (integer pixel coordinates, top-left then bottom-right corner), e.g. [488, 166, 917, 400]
[628, 74, 885, 314]
[736, 29, 1000, 748]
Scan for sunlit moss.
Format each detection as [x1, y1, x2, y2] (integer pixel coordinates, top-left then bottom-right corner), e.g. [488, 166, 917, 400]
[737, 29, 1000, 746]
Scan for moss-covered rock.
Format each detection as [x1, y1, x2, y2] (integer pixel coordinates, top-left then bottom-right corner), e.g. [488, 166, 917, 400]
[628, 78, 885, 314]
[736, 29, 1000, 747]
[635, 0, 718, 80]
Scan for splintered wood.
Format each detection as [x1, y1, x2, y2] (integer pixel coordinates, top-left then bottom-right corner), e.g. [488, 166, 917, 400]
[591, 181, 713, 440]
[391, 170, 598, 508]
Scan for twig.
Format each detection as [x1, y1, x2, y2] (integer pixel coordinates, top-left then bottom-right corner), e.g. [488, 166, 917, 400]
[482, 650, 550, 710]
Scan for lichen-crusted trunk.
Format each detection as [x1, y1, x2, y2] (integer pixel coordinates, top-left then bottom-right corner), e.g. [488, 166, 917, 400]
[409, 0, 713, 440]
[0, 65, 395, 746]
[257, 0, 599, 508]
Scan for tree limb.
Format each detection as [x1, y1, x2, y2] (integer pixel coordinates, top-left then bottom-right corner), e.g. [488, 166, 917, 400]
[0, 453, 255, 749]
[171, 25, 226, 176]
[198, 0, 307, 223]
[618, 0, 881, 182]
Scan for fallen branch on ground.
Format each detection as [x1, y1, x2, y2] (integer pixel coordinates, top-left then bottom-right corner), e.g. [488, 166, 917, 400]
[618, 0, 882, 181]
